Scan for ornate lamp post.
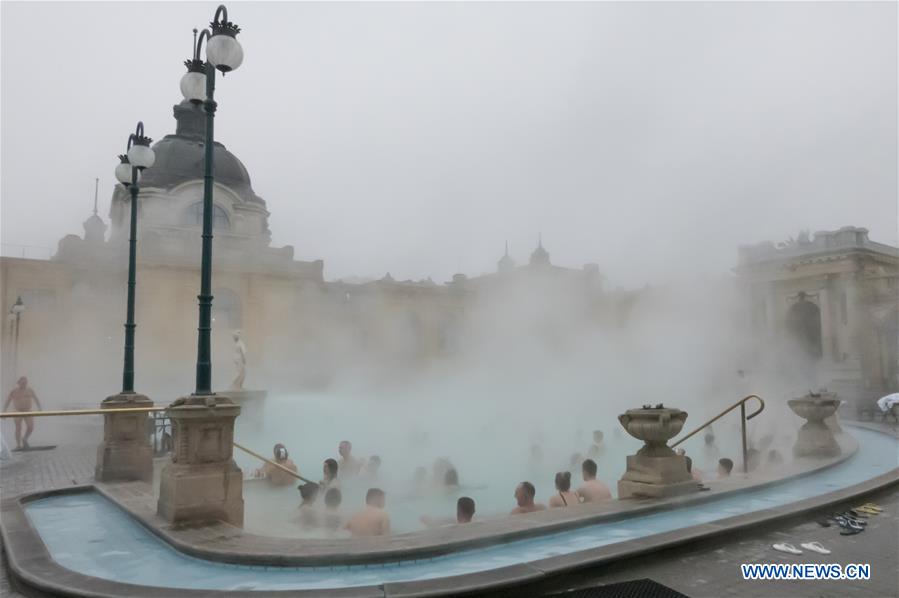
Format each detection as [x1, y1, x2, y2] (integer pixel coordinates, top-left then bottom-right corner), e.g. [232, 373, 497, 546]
[180, 5, 244, 396]
[96, 123, 157, 483]
[114, 122, 155, 393]
[7, 296, 25, 379]
[158, 5, 245, 527]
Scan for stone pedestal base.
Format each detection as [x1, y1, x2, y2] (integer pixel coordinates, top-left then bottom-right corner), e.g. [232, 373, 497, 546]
[157, 394, 244, 527]
[824, 413, 843, 434]
[793, 421, 841, 458]
[617, 454, 698, 499]
[157, 461, 244, 526]
[95, 393, 154, 483]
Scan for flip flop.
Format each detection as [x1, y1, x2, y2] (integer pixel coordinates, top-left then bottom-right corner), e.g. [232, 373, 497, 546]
[847, 509, 869, 518]
[855, 505, 881, 515]
[773, 543, 803, 554]
[801, 542, 831, 554]
[840, 527, 863, 536]
[859, 503, 883, 512]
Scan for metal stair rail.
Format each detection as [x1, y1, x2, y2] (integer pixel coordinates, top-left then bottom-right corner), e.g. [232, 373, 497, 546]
[671, 394, 765, 474]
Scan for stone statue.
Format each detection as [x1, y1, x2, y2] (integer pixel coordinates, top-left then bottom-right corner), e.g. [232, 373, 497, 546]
[231, 330, 247, 390]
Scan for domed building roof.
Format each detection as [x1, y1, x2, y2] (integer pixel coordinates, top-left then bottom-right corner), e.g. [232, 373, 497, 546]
[137, 100, 264, 205]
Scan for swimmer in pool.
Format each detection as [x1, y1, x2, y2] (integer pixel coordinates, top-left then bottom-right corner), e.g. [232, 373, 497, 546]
[323, 487, 343, 532]
[576, 459, 612, 503]
[296, 482, 320, 527]
[717, 457, 734, 478]
[548, 471, 580, 508]
[511, 481, 546, 514]
[421, 496, 477, 528]
[254, 444, 298, 487]
[442, 467, 460, 490]
[345, 488, 390, 537]
[321, 458, 339, 489]
[362, 455, 382, 480]
[338, 440, 363, 477]
[685, 456, 702, 482]
[586, 430, 604, 458]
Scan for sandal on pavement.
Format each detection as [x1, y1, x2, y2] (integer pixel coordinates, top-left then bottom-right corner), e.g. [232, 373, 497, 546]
[801, 542, 831, 554]
[840, 527, 863, 536]
[773, 543, 803, 555]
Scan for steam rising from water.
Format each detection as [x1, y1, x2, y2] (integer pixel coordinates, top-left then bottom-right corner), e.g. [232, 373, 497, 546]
[230, 272, 808, 534]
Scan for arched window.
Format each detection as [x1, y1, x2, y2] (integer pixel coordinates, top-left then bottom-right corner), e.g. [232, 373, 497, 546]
[184, 202, 230, 231]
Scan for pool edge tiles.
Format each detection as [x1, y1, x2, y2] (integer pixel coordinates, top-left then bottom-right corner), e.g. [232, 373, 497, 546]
[6, 426, 897, 595]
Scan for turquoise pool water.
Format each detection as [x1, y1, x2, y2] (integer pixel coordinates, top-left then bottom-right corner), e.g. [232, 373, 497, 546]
[24, 426, 897, 591]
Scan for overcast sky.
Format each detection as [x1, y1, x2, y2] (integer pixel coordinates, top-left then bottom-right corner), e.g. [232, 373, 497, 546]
[2, 2, 896, 287]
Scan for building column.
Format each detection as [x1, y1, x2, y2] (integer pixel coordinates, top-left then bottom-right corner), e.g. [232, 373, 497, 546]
[817, 281, 834, 363]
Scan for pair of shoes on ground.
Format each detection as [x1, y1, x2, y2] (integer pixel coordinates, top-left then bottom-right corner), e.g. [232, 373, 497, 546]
[854, 503, 883, 515]
[833, 512, 867, 535]
[773, 542, 830, 555]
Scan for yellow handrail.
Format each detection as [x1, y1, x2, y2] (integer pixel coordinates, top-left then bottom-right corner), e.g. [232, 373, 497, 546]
[0, 406, 317, 486]
[670, 394, 765, 474]
[0, 406, 166, 418]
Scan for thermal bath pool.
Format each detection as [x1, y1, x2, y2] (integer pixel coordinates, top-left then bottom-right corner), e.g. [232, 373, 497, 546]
[232, 391, 757, 536]
[20, 425, 897, 592]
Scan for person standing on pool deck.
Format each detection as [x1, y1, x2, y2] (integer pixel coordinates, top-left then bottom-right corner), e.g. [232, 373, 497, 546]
[511, 481, 546, 514]
[338, 440, 362, 477]
[3, 376, 42, 450]
[346, 488, 390, 536]
[576, 459, 612, 502]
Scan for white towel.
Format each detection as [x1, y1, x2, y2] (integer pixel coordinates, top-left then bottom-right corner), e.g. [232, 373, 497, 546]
[876, 393, 899, 413]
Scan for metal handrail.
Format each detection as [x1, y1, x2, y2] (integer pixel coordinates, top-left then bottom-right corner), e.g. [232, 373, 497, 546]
[233, 442, 314, 484]
[0, 406, 166, 418]
[670, 394, 765, 474]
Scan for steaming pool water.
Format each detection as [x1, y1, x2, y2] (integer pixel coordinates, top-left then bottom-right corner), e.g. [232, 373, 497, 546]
[23, 426, 897, 591]
[230, 392, 750, 536]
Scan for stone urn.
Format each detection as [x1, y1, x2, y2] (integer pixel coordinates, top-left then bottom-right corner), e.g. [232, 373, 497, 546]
[618, 405, 688, 458]
[788, 392, 842, 458]
[617, 404, 698, 499]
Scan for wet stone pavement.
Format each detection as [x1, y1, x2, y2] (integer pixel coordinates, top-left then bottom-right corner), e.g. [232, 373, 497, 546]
[534, 485, 899, 598]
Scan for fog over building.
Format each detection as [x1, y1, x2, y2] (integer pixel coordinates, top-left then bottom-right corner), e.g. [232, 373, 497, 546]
[2, 89, 896, 415]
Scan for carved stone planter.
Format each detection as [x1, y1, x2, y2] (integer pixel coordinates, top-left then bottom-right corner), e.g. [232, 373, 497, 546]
[617, 404, 698, 499]
[95, 393, 154, 483]
[788, 393, 842, 458]
[157, 395, 244, 527]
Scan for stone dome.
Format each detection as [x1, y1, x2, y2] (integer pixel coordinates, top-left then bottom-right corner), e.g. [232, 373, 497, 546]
[137, 100, 264, 205]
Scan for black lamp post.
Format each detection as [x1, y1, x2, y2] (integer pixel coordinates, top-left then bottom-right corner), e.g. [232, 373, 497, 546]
[180, 4, 244, 396]
[114, 122, 155, 394]
[8, 296, 25, 379]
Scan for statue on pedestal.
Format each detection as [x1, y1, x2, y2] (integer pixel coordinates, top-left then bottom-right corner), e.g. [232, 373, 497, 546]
[231, 330, 247, 390]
